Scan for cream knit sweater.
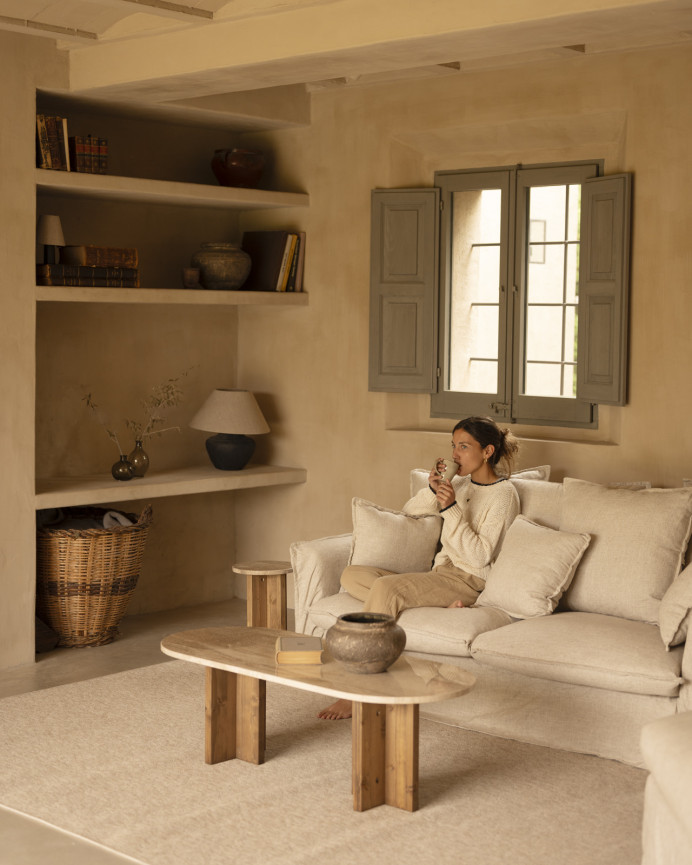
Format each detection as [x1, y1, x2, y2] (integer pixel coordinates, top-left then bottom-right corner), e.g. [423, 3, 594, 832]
[403, 475, 520, 581]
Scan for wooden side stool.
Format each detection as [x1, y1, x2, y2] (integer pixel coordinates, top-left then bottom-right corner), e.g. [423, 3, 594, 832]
[232, 560, 291, 630]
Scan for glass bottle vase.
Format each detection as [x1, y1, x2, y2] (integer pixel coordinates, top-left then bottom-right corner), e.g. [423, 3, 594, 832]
[111, 454, 134, 481]
[128, 440, 150, 477]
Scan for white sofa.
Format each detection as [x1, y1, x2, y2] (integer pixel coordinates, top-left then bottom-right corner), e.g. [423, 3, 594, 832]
[641, 711, 692, 864]
[291, 469, 692, 767]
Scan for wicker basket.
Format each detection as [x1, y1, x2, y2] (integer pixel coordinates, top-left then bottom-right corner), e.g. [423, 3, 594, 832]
[36, 505, 153, 648]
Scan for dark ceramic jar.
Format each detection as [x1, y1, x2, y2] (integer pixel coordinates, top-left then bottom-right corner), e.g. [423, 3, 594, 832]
[211, 148, 265, 189]
[324, 612, 406, 674]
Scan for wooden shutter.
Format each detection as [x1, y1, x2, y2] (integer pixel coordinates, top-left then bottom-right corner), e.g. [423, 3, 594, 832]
[369, 188, 438, 392]
[577, 174, 631, 405]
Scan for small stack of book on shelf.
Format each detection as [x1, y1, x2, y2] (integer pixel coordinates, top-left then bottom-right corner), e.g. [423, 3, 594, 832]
[36, 246, 139, 287]
[35, 113, 108, 173]
[68, 135, 108, 174]
[241, 230, 306, 292]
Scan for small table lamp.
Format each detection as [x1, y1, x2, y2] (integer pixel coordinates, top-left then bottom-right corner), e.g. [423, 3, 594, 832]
[37, 214, 65, 265]
[190, 388, 270, 470]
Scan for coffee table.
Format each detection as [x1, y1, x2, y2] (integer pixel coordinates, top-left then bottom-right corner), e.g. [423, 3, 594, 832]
[160, 626, 475, 812]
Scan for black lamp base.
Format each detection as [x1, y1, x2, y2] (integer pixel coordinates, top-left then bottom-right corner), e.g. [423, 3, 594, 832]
[205, 433, 255, 470]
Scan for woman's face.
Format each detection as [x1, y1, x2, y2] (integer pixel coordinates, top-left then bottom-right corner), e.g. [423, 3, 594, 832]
[451, 428, 494, 479]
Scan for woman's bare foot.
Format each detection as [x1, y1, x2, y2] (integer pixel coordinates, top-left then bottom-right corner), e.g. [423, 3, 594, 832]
[317, 698, 352, 720]
[447, 600, 465, 608]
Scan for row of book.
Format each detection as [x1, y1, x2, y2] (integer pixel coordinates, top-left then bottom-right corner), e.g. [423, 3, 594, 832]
[241, 230, 306, 292]
[36, 113, 108, 174]
[37, 264, 140, 288]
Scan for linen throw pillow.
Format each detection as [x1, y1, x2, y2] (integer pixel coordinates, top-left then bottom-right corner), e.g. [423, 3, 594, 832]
[659, 564, 692, 649]
[475, 516, 591, 619]
[348, 498, 442, 573]
[560, 478, 692, 624]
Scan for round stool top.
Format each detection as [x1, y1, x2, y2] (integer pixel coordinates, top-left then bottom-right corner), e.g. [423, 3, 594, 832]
[232, 560, 293, 576]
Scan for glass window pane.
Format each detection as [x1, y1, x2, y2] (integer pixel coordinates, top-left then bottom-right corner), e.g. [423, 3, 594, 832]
[525, 362, 561, 397]
[565, 243, 579, 303]
[525, 305, 564, 363]
[562, 363, 576, 398]
[528, 186, 566, 242]
[448, 188, 501, 394]
[527, 244, 566, 304]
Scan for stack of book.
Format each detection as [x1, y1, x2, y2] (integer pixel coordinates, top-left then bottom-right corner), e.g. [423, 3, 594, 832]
[35, 113, 108, 173]
[68, 135, 108, 174]
[241, 230, 306, 292]
[37, 246, 140, 287]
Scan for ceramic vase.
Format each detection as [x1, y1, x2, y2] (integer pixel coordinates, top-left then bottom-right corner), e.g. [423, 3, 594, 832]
[324, 612, 406, 674]
[211, 148, 265, 189]
[191, 242, 252, 291]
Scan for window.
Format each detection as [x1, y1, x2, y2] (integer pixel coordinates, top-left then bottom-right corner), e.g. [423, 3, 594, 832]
[369, 165, 631, 428]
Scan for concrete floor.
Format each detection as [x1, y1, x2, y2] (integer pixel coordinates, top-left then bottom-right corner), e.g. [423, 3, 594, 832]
[0, 597, 290, 864]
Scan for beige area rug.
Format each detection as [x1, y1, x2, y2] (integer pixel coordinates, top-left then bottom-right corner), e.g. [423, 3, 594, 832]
[0, 661, 646, 865]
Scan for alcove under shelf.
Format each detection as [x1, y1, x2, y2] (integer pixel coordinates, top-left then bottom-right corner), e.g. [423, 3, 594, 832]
[35, 464, 307, 509]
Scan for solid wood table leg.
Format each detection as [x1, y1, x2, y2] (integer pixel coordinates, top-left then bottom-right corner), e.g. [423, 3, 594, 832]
[385, 704, 419, 812]
[236, 675, 266, 764]
[205, 667, 266, 765]
[352, 702, 386, 811]
[246, 573, 287, 629]
[205, 667, 237, 764]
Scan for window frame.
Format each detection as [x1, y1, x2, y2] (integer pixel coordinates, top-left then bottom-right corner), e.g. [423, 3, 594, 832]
[431, 160, 603, 427]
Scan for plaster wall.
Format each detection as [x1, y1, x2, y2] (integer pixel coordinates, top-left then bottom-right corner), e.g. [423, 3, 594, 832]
[233, 44, 692, 601]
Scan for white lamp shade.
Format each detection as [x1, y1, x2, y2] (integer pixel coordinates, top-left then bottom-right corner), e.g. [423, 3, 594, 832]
[189, 389, 270, 435]
[37, 214, 65, 247]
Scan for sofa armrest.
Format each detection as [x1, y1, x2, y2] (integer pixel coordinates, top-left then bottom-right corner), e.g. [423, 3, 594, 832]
[290, 533, 352, 634]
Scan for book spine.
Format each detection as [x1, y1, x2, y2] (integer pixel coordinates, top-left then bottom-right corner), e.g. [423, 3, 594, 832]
[90, 135, 99, 173]
[44, 115, 63, 170]
[98, 138, 108, 174]
[275, 234, 296, 291]
[68, 137, 86, 172]
[294, 231, 306, 292]
[61, 118, 71, 171]
[36, 114, 52, 169]
[285, 235, 300, 292]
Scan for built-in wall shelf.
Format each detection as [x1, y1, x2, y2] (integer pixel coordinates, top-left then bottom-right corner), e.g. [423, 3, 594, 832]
[36, 168, 309, 210]
[35, 286, 308, 305]
[35, 464, 307, 509]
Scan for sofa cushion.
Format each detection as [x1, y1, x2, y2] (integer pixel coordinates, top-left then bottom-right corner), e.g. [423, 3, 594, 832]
[348, 497, 441, 573]
[475, 516, 591, 619]
[510, 478, 564, 530]
[659, 564, 692, 649]
[409, 464, 551, 498]
[307, 591, 512, 656]
[560, 479, 692, 624]
[470, 612, 684, 697]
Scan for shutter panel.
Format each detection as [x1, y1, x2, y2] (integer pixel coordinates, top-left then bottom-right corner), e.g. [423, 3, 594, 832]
[577, 174, 631, 405]
[369, 188, 438, 392]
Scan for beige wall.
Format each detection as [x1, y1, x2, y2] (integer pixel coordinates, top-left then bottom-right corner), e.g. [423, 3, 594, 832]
[2, 30, 692, 669]
[234, 44, 692, 585]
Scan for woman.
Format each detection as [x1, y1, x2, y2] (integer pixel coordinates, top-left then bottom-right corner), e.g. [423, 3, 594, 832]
[318, 416, 520, 720]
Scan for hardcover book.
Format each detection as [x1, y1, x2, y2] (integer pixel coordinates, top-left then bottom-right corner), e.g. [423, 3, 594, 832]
[37, 263, 140, 287]
[61, 246, 139, 268]
[275, 635, 323, 665]
[241, 230, 295, 292]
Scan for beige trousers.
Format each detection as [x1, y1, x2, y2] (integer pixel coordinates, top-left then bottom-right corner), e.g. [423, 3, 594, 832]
[340, 563, 485, 618]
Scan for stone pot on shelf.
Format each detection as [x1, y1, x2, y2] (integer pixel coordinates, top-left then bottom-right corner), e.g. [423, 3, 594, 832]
[191, 242, 252, 291]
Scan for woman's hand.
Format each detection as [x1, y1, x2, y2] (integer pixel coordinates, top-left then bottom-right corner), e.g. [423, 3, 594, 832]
[436, 480, 456, 510]
[428, 458, 446, 493]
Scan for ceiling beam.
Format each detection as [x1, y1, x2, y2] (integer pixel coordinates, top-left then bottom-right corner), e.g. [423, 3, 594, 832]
[88, 0, 214, 21]
[0, 14, 96, 42]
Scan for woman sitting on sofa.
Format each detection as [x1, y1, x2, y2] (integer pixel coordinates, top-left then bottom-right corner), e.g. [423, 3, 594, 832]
[319, 415, 520, 720]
